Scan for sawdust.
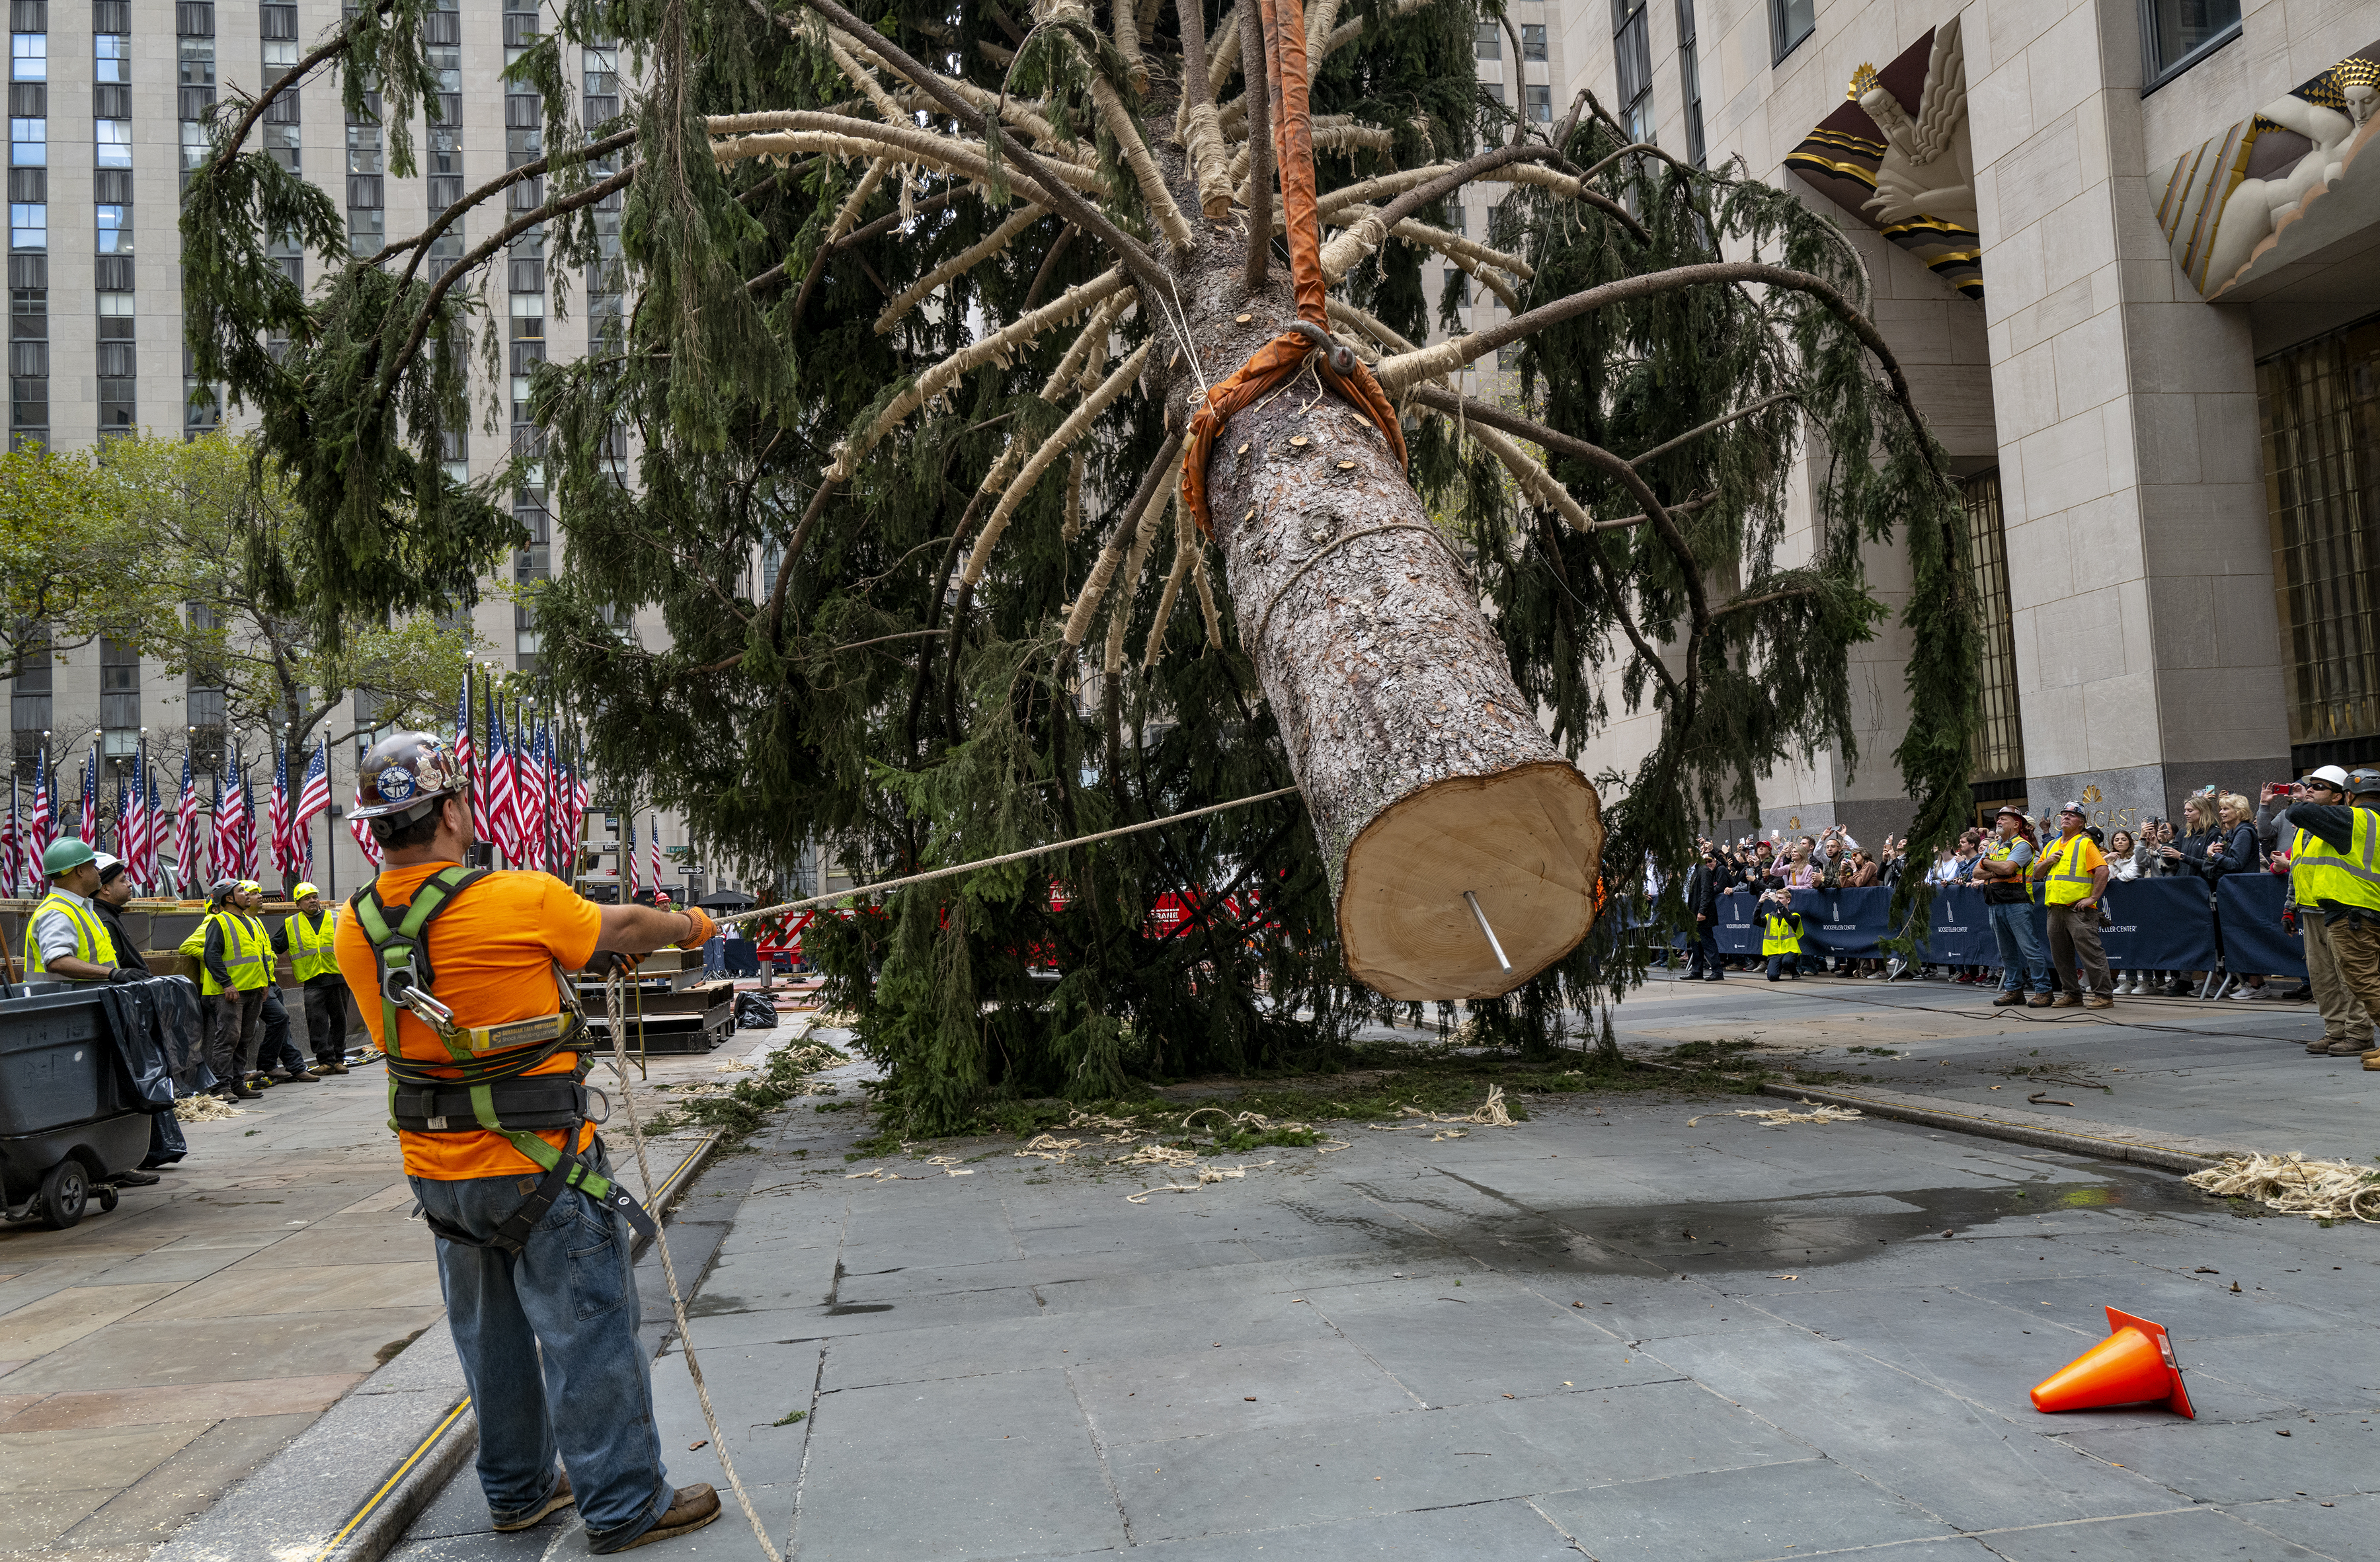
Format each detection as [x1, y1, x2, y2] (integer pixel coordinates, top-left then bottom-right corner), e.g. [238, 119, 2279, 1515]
[2186, 1153, 2380, 1223]
[175, 1093, 243, 1122]
[1732, 1101, 1864, 1127]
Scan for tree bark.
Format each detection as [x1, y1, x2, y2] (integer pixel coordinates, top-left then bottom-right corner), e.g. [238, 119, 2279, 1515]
[1164, 220, 1603, 1000]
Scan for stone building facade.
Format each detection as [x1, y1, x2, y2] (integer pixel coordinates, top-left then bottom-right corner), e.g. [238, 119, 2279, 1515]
[1558, 0, 2379, 847]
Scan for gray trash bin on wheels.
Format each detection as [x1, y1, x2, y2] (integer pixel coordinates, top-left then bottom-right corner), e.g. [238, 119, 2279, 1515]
[0, 981, 157, 1229]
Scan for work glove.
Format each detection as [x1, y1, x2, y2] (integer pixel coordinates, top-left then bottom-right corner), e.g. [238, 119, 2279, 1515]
[676, 906, 719, 949]
[106, 965, 140, 984]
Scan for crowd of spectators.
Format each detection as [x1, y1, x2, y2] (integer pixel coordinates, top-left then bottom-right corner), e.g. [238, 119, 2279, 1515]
[1672, 787, 2315, 1001]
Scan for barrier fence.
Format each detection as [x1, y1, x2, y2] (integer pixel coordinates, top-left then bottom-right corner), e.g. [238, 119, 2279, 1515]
[1681, 875, 2307, 979]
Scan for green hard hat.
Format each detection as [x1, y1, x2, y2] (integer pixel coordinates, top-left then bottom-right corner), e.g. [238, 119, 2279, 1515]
[42, 838, 95, 877]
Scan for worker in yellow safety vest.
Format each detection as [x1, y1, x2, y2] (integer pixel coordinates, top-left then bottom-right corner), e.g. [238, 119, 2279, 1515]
[2268, 766, 2369, 1056]
[1759, 890, 1804, 982]
[273, 883, 352, 1074]
[2274, 769, 2380, 1065]
[2030, 802, 2112, 1007]
[179, 879, 273, 1099]
[24, 838, 132, 982]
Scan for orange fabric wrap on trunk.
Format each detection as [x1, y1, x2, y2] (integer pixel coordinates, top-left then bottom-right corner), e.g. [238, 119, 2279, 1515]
[1179, 0, 1408, 540]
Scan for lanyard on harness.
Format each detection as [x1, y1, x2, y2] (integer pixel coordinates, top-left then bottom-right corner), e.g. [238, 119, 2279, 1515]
[352, 865, 656, 1249]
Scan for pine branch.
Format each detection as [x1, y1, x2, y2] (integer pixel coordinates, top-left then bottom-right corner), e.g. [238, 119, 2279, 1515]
[1063, 429, 1184, 647]
[789, 0, 1172, 299]
[190, 0, 397, 182]
[367, 127, 640, 285]
[877, 207, 1042, 333]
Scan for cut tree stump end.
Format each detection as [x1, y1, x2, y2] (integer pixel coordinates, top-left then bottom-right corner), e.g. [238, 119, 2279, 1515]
[1337, 760, 1604, 1000]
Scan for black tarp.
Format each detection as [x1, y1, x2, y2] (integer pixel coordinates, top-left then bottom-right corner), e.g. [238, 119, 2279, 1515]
[100, 974, 213, 1109]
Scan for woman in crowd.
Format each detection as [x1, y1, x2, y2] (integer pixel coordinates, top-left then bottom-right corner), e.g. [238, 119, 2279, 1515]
[2104, 829, 2145, 994]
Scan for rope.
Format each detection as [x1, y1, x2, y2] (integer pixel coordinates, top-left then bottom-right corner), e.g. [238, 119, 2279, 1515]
[599, 970, 784, 1561]
[1251, 523, 1456, 650]
[1175, 0, 1405, 539]
[2185, 1152, 2380, 1222]
[717, 785, 1304, 929]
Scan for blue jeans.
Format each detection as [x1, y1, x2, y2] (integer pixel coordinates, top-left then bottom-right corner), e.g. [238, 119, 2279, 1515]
[411, 1141, 672, 1549]
[1765, 953, 1796, 979]
[1990, 900, 2051, 992]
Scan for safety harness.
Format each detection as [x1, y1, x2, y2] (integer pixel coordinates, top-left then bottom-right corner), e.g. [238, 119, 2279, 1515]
[350, 865, 656, 1253]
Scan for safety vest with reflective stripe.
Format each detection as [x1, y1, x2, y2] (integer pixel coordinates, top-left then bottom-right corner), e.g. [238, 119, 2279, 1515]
[179, 910, 271, 995]
[24, 892, 118, 978]
[286, 908, 340, 982]
[2293, 811, 2380, 913]
[2036, 833, 2102, 906]
[1761, 910, 1804, 957]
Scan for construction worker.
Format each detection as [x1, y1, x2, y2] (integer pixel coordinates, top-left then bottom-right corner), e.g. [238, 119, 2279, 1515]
[2268, 767, 2371, 1055]
[24, 838, 138, 982]
[2032, 802, 2114, 1007]
[89, 853, 175, 1180]
[180, 878, 271, 1099]
[274, 883, 352, 1074]
[1759, 888, 1804, 980]
[2270, 768, 2380, 1064]
[333, 732, 725, 1552]
[240, 880, 319, 1085]
[1974, 805, 2052, 1007]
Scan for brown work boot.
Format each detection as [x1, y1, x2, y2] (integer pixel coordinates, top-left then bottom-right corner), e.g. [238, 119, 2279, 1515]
[1992, 990, 2024, 1006]
[2083, 995, 2113, 1009]
[2324, 1039, 2371, 1057]
[2364, 1050, 2380, 1070]
[2052, 994, 2081, 1008]
[319, 1060, 351, 1075]
[2310, 1038, 2340, 1054]
[594, 1485, 720, 1553]
[2026, 994, 2055, 1008]
[492, 1471, 573, 1532]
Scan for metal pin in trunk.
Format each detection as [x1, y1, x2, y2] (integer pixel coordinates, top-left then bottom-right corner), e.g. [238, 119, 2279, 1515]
[1464, 891, 1513, 973]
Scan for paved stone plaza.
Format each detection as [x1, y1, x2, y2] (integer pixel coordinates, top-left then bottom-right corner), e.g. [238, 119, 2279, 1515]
[376, 981, 2377, 1561]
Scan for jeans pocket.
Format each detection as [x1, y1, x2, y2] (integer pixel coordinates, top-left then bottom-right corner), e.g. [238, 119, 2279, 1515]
[566, 1201, 626, 1321]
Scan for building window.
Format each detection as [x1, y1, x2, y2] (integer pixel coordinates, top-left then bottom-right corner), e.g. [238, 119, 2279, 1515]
[9, 118, 40, 165]
[95, 204, 128, 252]
[7, 202, 40, 249]
[9, 33, 40, 79]
[1474, 21, 1499, 58]
[94, 35, 126, 83]
[1676, 0, 1706, 168]
[1961, 471, 2026, 786]
[1612, 0, 1653, 143]
[1770, 0, 1815, 65]
[1521, 23, 1546, 61]
[11, 620, 51, 774]
[1525, 85, 1552, 122]
[97, 120, 130, 168]
[99, 634, 138, 754]
[2141, 0, 2242, 91]
[2260, 313, 2380, 768]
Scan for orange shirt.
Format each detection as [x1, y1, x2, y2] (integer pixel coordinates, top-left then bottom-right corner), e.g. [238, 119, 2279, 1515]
[334, 861, 605, 1181]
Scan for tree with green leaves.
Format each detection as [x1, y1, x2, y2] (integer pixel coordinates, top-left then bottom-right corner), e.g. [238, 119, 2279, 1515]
[182, 0, 1976, 1132]
[100, 430, 487, 765]
[0, 443, 176, 683]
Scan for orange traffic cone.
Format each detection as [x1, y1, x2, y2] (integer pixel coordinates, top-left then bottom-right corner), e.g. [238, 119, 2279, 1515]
[2030, 1306, 2194, 1419]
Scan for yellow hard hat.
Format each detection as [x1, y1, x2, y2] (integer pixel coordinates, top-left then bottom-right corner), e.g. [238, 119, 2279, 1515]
[292, 882, 321, 901]
[237, 879, 263, 896]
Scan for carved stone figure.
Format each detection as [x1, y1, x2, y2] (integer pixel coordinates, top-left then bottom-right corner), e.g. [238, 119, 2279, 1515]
[1859, 17, 1975, 231]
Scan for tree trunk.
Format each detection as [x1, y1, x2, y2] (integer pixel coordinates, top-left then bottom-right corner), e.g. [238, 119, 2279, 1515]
[1170, 225, 1603, 1000]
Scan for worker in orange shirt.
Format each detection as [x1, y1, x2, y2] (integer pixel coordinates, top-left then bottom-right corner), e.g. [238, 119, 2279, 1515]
[334, 733, 723, 1553]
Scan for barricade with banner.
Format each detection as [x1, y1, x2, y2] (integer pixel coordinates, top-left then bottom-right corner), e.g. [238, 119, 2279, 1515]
[2215, 873, 2307, 980]
[1692, 875, 2255, 974]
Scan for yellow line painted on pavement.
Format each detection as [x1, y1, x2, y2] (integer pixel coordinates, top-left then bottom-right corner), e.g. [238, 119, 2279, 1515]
[308, 1137, 714, 1561]
[309, 1396, 472, 1562]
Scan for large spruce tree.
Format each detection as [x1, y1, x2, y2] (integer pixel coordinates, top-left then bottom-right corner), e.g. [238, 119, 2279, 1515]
[183, 0, 1976, 1131]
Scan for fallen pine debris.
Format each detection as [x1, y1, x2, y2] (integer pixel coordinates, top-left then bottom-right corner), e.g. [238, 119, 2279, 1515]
[1732, 1101, 1863, 1128]
[2186, 1152, 2380, 1223]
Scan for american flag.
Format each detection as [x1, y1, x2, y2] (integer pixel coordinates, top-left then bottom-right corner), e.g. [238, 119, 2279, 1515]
[172, 750, 202, 894]
[623, 810, 638, 896]
[292, 741, 330, 871]
[268, 741, 293, 878]
[513, 713, 544, 871]
[484, 689, 519, 867]
[209, 770, 238, 885]
[77, 748, 96, 844]
[28, 742, 53, 866]
[452, 670, 475, 843]
[348, 781, 384, 869]
[650, 813, 663, 898]
[2, 773, 19, 895]
[245, 762, 263, 877]
[121, 746, 155, 890]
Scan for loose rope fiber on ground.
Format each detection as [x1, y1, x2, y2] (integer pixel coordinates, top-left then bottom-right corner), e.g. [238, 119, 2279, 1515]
[2185, 1153, 2380, 1222]
[602, 968, 785, 1562]
[717, 785, 1302, 930]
